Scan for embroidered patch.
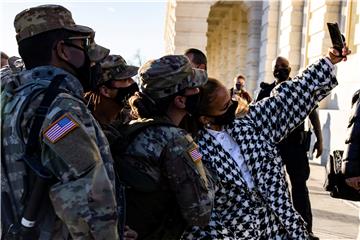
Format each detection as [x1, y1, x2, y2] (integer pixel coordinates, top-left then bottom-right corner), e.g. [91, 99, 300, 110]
[188, 148, 202, 162]
[43, 114, 79, 143]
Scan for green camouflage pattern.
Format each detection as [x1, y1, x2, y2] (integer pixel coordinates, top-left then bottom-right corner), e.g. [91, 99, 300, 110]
[99, 54, 139, 84]
[124, 120, 214, 226]
[8, 56, 25, 73]
[139, 55, 208, 99]
[14, 4, 109, 62]
[1, 66, 118, 239]
[0, 57, 24, 91]
[0, 66, 18, 91]
[87, 41, 110, 63]
[14, 4, 92, 42]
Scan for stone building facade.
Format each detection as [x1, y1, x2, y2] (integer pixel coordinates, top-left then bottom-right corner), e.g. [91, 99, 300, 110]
[164, 0, 360, 164]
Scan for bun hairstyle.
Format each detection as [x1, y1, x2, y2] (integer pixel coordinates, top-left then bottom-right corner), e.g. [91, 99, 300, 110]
[129, 90, 185, 119]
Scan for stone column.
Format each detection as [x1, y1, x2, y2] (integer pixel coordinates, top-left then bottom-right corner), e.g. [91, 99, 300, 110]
[237, 11, 248, 85]
[227, 7, 240, 87]
[220, 14, 230, 84]
[277, 0, 304, 75]
[164, 0, 177, 54]
[245, 1, 263, 94]
[258, 1, 280, 87]
[164, 1, 214, 55]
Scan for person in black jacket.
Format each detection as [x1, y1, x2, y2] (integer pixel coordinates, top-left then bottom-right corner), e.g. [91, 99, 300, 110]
[256, 56, 323, 240]
[343, 89, 360, 191]
[343, 89, 360, 240]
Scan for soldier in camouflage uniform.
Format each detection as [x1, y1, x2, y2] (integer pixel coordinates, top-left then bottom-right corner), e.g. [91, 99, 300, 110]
[0, 65, 15, 91]
[1, 5, 119, 239]
[85, 54, 139, 125]
[1, 56, 24, 91]
[112, 55, 215, 240]
[85, 55, 140, 239]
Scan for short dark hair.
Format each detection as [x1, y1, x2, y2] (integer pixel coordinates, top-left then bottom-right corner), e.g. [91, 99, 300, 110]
[184, 48, 207, 65]
[18, 29, 80, 69]
[234, 74, 246, 84]
[236, 74, 245, 80]
[1, 51, 9, 60]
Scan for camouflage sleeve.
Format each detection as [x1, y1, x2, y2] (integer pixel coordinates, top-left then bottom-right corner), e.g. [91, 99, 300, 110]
[162, 132, 214, 227]
[41, 95, 118, 239]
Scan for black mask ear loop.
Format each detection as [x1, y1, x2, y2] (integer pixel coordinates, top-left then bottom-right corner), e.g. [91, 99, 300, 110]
[62, 41, 96, 92]
[184, 86, 204, 117]
[203, 101, 237, 126]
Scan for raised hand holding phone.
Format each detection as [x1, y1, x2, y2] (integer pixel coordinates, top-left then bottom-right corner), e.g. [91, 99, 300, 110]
[326, 22, 351, 64]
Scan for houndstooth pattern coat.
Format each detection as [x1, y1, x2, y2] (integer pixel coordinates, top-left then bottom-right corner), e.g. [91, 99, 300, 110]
[182, 58, 337, 240]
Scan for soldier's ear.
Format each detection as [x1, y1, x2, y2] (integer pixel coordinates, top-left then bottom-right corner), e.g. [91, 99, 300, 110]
[174, 95, 186, 109]
[198, 63, 206, 71]
[99, 85, 113, 98]
[55, 41, 70, 62]
[288, 66, 292, 73]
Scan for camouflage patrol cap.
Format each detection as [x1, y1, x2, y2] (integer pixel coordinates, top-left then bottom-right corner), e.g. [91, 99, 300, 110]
[14, 5, 109, 62]
[139, 55, 207, 99]
[99, 55, 139, 84]
[14, 5, 93, 42]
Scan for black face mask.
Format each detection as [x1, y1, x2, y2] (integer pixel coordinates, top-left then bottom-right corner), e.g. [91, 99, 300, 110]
[185, 93, 200, 116]
[63, 42, 100, 92]
[113, 83, 139, 106]
[87, 63, 102, 92]
[273, 68, 290, 82]
[235, 83, 242, 91]
[207, 101, 237, 126]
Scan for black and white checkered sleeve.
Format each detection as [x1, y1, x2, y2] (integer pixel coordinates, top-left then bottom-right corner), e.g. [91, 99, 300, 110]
[247, 58, 337, 143]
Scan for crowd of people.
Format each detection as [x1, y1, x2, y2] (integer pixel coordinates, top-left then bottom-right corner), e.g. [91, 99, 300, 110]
[1, 4, 358, 240]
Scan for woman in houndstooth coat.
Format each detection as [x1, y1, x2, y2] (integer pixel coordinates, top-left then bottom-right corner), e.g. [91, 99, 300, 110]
[182, 49, 350, 240]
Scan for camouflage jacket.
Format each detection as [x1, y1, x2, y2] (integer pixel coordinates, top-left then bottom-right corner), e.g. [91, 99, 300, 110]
[115, 118, 214, 239]
[1, 66, 118, 239]
[0, 65, 21, 91]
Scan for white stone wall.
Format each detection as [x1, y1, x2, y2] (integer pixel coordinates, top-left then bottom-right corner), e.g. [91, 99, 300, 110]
[164, 0, 213, 55]
[258, 1, 280, 85]
[278, 0, 304, 76]
[245, 1, 262, 93]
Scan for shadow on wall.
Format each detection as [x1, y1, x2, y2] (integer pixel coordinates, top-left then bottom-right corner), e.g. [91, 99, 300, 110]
[320, 93, 339, 110]
[327, 93, 339, 110]
[320, 113, 331, 165]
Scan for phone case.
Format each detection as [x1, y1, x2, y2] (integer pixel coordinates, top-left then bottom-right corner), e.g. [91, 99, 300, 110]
[327, 22, 345, 53]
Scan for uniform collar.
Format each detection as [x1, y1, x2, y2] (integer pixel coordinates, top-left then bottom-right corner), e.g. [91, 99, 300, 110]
[19, 65, 84, 98]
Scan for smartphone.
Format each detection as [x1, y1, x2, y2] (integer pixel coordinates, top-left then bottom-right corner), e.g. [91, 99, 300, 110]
[327, 22, 345, 55]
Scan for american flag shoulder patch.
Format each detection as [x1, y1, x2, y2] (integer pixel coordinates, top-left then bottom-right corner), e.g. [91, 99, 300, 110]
[188, 147, 202, 162]
[43, 113, 79, 143]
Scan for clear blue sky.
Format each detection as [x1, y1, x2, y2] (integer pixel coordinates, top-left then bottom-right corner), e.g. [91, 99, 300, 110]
[0, 0, 167, 65]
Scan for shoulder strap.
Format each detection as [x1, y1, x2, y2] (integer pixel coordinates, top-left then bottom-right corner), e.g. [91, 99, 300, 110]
[128, 119, 175, 139]
[110, 118, 175, 155]
[23, 74, 67, 178]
